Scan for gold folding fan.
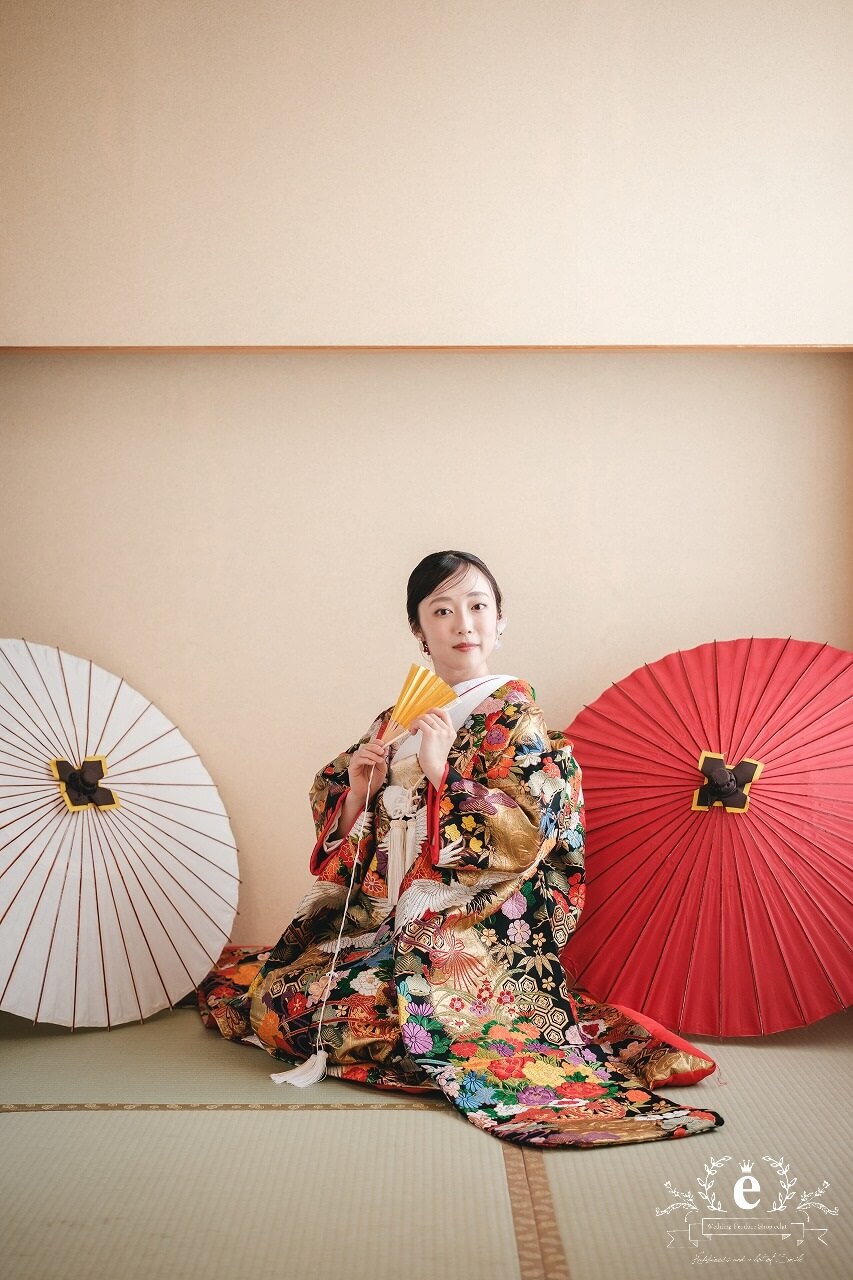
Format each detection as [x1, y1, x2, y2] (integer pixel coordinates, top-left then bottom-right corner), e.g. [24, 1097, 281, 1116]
[378, 663, 457, 744]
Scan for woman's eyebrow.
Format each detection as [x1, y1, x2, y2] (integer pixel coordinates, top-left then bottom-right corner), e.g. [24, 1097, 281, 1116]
[428, 591, 490, 603]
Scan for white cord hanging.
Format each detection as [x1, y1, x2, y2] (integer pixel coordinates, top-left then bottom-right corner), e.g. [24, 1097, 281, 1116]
[270, 761, 377, 1087]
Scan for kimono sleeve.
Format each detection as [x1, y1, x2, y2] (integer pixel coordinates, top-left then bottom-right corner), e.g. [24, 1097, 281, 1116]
[426, 703, 583, 877]
[307, 708, 388, 880]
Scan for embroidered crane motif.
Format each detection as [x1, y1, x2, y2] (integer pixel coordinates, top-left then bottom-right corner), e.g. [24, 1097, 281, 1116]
[378, 784, 429, 904]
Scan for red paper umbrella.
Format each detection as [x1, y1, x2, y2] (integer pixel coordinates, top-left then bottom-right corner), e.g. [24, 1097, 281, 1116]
[561, 637, 853, 1036]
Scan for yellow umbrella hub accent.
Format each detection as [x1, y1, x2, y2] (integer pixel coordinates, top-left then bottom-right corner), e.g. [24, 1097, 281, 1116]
[692, 751, 763, 814]
[49, 755, 120, 812]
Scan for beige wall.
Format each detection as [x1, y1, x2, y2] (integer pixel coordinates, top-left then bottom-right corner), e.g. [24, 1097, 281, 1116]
[1, 0, 852, 346]
[2, 351, 851, 940]
[2, 3, 850, 940]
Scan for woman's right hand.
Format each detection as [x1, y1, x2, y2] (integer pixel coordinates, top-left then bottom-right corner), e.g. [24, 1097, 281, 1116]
[347, 737, 389, 805]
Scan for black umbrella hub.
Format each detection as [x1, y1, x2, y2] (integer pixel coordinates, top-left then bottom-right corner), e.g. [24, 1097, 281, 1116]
[49, 756, 120, 812]
[692, 752, 763, 813]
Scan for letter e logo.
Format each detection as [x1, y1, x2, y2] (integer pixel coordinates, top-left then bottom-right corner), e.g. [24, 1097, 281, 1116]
[733, 1175, 761, 1209]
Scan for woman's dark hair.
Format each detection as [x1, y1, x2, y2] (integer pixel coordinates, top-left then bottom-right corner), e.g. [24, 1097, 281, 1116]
[407, 550, 503, 635]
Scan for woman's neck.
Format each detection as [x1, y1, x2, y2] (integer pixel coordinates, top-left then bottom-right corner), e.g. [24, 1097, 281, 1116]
[432, 660, 491, 687]
[450, 673, 496, 693]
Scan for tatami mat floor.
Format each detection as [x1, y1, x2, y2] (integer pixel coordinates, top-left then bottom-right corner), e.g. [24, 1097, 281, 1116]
[2, 1006, 850, 1279]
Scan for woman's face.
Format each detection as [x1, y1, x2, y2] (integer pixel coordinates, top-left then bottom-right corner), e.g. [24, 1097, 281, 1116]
[414, 565, 501, 683]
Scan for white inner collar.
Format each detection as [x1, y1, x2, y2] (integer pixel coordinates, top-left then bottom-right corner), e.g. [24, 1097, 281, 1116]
[391, 673, 516, 761]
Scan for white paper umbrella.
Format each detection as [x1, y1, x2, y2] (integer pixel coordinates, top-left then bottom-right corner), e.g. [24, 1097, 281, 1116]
[0, 639, 239, 1027]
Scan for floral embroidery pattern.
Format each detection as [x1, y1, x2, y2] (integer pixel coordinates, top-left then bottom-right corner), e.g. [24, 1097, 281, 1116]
[197, 678, 724, 1145]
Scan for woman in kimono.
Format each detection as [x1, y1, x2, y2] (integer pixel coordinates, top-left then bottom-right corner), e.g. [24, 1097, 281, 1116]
[198, 550, 724, 1147]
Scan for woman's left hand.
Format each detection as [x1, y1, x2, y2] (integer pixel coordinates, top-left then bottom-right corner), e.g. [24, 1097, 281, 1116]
[410, 707, 456, 789]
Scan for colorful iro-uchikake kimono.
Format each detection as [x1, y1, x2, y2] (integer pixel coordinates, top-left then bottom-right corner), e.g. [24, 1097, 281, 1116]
[197, 675, 725, 1147]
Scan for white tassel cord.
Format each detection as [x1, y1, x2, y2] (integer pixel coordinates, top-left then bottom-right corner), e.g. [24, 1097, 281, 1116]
[269, 1048, 329, 1087]
[271, 760, 378, 1087]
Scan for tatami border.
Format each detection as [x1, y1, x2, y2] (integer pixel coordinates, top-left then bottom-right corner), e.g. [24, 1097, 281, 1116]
[522, 1150, 571, 1280]
[502, 1146, 571, 1280]
[0, 1100, 447, 1113]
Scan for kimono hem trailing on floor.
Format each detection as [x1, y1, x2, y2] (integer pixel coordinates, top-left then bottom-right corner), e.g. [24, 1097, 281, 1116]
[197, 677, 725, 1148]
